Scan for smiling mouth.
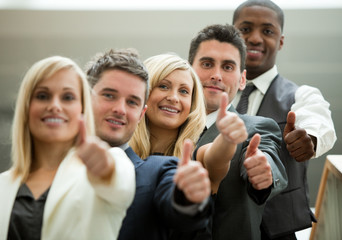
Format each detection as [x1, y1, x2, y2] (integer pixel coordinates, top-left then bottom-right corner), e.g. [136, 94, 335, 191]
[43, 118, 65, 123]
[160, 107, 180, 113]
[107, 119, 124, 125]
[248, 50, 262, 54]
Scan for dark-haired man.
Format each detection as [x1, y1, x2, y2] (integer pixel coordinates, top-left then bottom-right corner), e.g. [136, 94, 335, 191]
[188, 24, 287, 240]
[232, 1, 336, 239]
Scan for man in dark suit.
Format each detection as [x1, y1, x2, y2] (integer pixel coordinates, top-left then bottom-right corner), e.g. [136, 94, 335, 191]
[188, 24, 288, 240]
[86, 49, 212, 240]
[232, 1, 336, 239]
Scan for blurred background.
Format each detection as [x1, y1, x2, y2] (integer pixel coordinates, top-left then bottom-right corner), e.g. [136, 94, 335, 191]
[0, 0, 341, 208]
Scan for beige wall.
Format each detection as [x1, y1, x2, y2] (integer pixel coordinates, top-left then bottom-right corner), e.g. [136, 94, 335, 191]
[0, 9, 341, 206]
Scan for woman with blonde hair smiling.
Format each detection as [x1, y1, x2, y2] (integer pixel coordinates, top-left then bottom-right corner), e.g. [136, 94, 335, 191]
[130, 53, 248, 194]
[0, 56, 135, 239]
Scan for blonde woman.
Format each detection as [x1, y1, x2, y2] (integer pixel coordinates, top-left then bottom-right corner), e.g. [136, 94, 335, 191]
[0, 56, 135, 239]
[130, 53, 247, 194]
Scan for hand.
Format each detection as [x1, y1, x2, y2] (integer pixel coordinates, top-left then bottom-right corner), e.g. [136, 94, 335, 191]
[216, 92, 248, 144]
[76, 118, 114, 180]
[173, 139, 210, 203]
[283, 111, 315, 162]
[243, 134, 272, 190]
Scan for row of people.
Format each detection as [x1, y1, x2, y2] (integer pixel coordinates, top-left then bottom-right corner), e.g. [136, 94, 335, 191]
[0, 0, 336, 239]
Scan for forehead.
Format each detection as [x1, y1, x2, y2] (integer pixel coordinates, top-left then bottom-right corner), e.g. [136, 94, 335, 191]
[95, 69, 145, 97]
[235, 6, 281, 30]
[164, 69, 194, 87]
[37, 68, 80, 89]
[195, 40, 241, 65]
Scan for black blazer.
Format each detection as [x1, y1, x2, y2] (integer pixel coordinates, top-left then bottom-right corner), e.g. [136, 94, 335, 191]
[118, 147, 211, 240]
[258, 75, 316, 238]
[196, 106, 287, 240]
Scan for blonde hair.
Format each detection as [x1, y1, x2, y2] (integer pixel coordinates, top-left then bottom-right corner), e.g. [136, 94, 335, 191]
[129, 53, 206, 159]
[11, 56, 95, 181]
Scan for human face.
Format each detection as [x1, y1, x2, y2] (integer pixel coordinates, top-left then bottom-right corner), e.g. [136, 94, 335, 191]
[29, 69, 82, 145]
[146, 69, 193, 132]
[234, 6, 284, 79]
[92, 70, 147, 147]
[192, 40, 246, 114]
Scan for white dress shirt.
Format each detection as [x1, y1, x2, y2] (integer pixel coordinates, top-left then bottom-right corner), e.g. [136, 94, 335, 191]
[232, 65, 337, 158]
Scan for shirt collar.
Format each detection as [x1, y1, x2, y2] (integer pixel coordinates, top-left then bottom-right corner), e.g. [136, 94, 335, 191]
[247, 65, 278, 94]
[117, 142, 129, 151]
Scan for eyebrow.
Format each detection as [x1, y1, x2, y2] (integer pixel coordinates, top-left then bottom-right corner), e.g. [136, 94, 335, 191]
[239, 20, 276, 28]
[102, 87, 143, 104]
[161, 78, 193, 88]
[199, 57, 237, 66]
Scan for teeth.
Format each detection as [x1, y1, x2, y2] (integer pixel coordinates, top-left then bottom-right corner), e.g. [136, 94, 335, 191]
[44, 118, 64, 123]
[248, 50, 261, 54]
[160, 107, 178, 113]
[108, 119, 123, 125]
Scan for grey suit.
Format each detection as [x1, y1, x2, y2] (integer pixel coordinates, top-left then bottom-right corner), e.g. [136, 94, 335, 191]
[258, 75, 316, 239]
[196, 106, 287, 240]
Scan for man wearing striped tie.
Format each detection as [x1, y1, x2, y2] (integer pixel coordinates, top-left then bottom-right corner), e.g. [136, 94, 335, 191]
[187, 23, 288, 240]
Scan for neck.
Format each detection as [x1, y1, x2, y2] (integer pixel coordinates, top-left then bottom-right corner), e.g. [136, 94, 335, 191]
[31, 140, 73, 171]
[149, 125, 178, 155]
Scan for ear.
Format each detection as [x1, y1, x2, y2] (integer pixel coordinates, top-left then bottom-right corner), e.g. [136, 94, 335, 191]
[139, 105, 147, 121]
[279, 35, 284, 51]
[238, 69, 247, 91]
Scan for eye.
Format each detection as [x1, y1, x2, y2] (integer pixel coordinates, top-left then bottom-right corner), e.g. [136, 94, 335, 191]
[179, 88, 189, 95]
[223, 64, 233, 71]
[102, 93, 114, 99]
[35, 91, 49, 100]
[264, 29, 274, 35]
[127, 99, 139, 107]
[63, 93, 76, 101]
[158, 84, 168, 90]
[201, 61, 212, 69]
[239, 27, 250, 34]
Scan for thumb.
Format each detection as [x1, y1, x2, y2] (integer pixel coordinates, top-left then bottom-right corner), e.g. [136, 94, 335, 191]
[75, 116, 86, 147]
[179, 139, 193, 166]
[217, 92, 228, 122]
[283, 111, 296, 138]
[245, 133, 260, 159]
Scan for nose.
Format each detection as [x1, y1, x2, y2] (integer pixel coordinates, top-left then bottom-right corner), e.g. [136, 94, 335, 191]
[247, 30, 262, 45]
[47, 97, 62, 112]
[111, 98, 126, 116]
[210, 67, 222, 82]
[166, 90, 179, 103]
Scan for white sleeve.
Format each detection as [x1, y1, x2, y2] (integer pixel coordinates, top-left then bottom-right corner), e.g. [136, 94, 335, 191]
[88, 147, 136, 209]
[292, 85, 337, 157]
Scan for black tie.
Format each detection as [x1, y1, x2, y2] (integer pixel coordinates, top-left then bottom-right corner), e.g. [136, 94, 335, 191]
[236, 84, 256, 114]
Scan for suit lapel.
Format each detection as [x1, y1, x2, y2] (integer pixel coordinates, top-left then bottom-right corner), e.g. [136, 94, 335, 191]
[43, 150, 83, 223]
[125, 147, 144, 169]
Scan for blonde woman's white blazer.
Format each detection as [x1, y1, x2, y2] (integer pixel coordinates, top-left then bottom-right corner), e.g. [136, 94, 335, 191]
[0, 147, 135, 240]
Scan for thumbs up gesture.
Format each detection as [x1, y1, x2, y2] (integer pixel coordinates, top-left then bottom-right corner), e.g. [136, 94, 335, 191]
[173, 139, 210, 203]
[283, 111, 315, 162]
[76, 117, 115, 180]
[243, 134, 273, 190]
[216, 92, 247, 144]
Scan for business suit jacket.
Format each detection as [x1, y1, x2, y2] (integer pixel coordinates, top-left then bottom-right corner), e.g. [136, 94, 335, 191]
[258, 75, 316, 238]
[118, 147, 211, 240]
[196, 106, 287, 240]
[0, 148, 135, 240]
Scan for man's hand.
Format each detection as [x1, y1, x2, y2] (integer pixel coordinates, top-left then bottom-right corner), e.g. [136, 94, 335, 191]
[173, 139, 210, 203]
[243, 134, 273, 190]
[76, 118, 114, 180]
[283, 111, 315, 162]
[216, 92, 247, 144]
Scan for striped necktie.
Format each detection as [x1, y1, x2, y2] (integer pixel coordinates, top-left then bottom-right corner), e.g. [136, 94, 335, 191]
[236, 84, 256, 114]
